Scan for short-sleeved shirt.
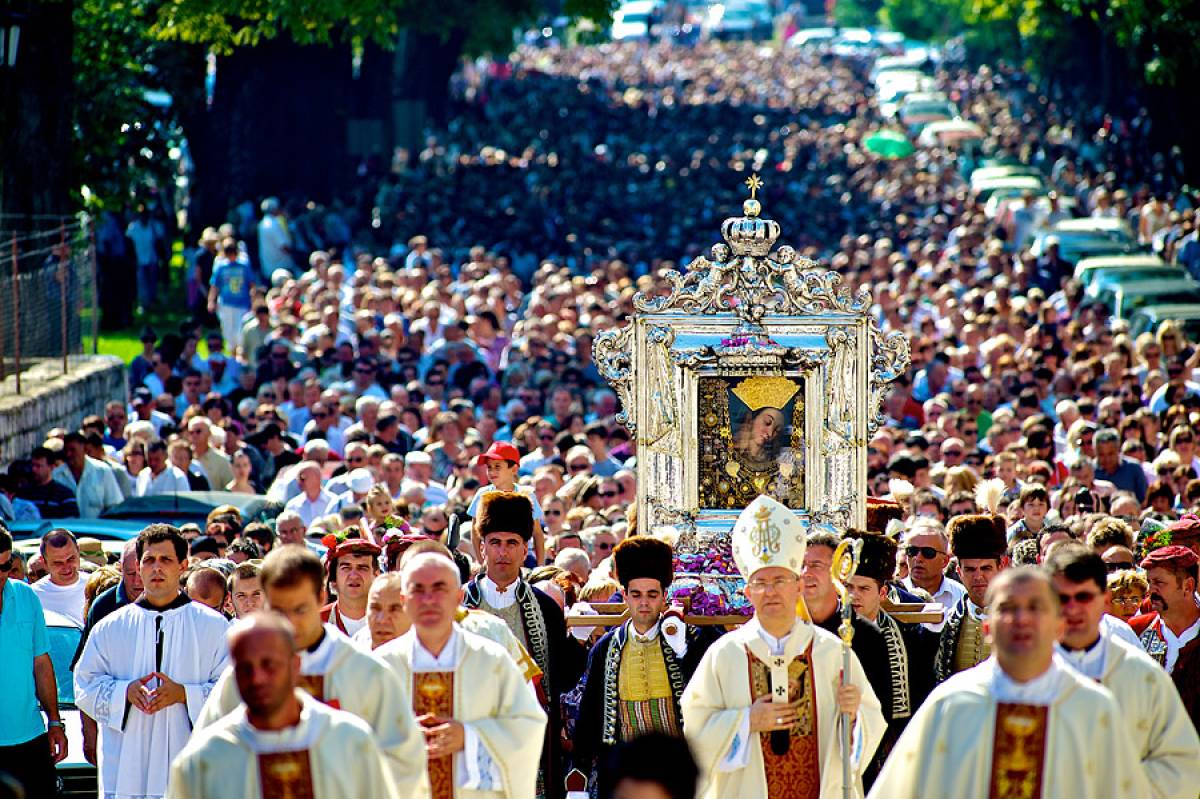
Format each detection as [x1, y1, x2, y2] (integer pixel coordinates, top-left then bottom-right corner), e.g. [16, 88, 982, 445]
[466, 483, 545, 525]
[0, 579, 50, 746]
[210, 258, 255, 309]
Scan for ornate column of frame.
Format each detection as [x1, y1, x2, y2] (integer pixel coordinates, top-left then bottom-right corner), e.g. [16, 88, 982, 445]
[595, 177, 910, 552]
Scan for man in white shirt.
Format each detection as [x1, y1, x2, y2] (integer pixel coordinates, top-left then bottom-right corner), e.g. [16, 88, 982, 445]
[30, 529, 88, 627]
[136, 441, 190, 497]
[256, 197, 294, 279]
[899, 520, 967, 632]
[53, 432, 123, 518]
[283, 462, 336, 528]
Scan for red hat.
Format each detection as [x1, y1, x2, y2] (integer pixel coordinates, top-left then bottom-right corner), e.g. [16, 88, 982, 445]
[476, 441, 520, 466]
[1166, 515, 1200, 543]
[1140, 545, 1200, 571]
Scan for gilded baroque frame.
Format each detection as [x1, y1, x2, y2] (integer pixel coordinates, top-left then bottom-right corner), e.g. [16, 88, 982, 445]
[595, 183, 909, 551]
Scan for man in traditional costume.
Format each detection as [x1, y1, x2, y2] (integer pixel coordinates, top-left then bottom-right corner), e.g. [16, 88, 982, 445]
[868, 566, 1150, 799]
[75, 524, 231, 799]
[378, 551, 547, 798]
[1045, 544, 1200, 799]
[462, 491, 581, 797]
[933, 512, 1009, 683]
[1130, 545, 1200, 730]
[319, 537, 380, 637]
[195, 544, 427, 794]
[567, 537, 721, 794]
[681, 496, 885, 798]
[166, 614, 399, 799]
[841, 529, 936, 788]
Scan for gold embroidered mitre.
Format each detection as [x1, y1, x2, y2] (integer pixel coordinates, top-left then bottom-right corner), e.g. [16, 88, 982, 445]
[732, 495, 808, 579]
[731, 376, 801, 412]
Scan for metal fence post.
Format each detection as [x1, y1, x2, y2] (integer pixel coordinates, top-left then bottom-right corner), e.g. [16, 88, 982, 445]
[59, 221, 68, 374]
[11, 234, 21, 394]
[88, 217, 99, 355]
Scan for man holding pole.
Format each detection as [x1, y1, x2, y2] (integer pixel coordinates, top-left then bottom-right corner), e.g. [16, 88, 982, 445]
[682, 495, 885, 798]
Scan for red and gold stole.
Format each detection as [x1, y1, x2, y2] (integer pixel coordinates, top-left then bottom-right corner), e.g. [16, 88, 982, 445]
[295, 675, 341, 710]
[257, 750, 315, 799]
[746, 643, 821, 799]
[988, 703, 1049, 799]
[414, 671, 456, 799]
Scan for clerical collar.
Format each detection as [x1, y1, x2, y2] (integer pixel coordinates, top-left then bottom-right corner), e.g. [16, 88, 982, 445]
[408, 625, 462, 671]
[1056, 635, 1107, 681]
[135, 592, 191, 612]
[748, 616, 808, 656]
[237, 691, 321, 753]
[479, 576, 520, 609]
[988, 654, 1072, 705]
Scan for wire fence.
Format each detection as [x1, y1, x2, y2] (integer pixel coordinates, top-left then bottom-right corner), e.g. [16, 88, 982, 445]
[0, 218, 100, 392]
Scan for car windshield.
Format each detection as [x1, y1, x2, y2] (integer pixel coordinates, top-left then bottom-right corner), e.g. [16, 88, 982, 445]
[46, 624, 82, 708]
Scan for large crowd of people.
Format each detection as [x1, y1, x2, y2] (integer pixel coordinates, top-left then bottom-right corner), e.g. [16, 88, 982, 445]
[2, 36, 1200, 799]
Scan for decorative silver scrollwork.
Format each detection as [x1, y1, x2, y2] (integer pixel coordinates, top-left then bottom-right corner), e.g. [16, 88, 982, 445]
[594, 326, 636, 433]
[867, 328, 912, 437]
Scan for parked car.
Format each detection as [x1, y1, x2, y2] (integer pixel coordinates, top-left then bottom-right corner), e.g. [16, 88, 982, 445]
[1076, 256, 1179, 296]
[969, 164, 1043, 190]
[8, 491, 281, 542]
[44, 609, 97, 798]
[1129, 304, 1200, 338]
[611, 0, 660, 39]
[1029, 218, 1141, 264]
[970, 175, 1046, 204]
[1092, 277, 1200, 319]
[703, 0, 773, 40]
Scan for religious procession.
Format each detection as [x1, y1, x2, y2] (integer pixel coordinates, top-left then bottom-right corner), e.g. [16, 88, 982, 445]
[4, 172, 1200, 799]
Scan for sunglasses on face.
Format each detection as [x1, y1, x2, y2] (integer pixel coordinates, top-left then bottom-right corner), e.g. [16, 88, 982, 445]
[545, 509, 562, 517]
[598, 490, 618, 498]
[1105, 560, 1135, 572]
[1058, 590, 1101, 606]
[595, 542, 613, 551]
[943, 450, 963, 457]
[904, 545, 945, 560]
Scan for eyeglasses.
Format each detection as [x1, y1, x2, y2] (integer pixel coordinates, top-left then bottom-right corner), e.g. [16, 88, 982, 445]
[596, 542, 613, 551]
[354, 367, 374, 375]
[545, 509, 562, 517]
[598, 490, 618, 498]
[1105, 561, 1135, 572]
[943, 450, 963, 458]
[426, 379, 445, 387]
[539, 434, 556, 441]
[568, 463, 590, 472]
[312, 412, 328, 419]
[1058, 590, 1101, 606]
[904, 545, 945, 560]
[348, 456, 366, 464]
[746, 576, 800, 592]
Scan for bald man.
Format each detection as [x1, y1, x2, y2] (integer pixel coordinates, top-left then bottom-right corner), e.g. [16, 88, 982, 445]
[167, 613, 398, 798]
[282, 462, 336, 527]
[377, 553, 546, 798]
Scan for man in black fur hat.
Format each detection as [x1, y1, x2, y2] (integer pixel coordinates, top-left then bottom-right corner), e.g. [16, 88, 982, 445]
[463, 491, 579, 798]
[842, 529, 937, 789]
[933, 513, 1010, 683]
[565, 536, 721, 796]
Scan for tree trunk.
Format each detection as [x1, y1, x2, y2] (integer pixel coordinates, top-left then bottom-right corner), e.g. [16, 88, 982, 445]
[190, 37, 354, 226]
[0, 0, 74, 221]
[391, 28, 467, 165]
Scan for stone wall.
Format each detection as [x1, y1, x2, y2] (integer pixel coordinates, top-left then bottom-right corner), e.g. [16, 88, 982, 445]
[0, 356, 127, 467]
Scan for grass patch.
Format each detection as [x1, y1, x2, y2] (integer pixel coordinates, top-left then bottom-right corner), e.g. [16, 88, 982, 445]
[94, 240, 195, 363]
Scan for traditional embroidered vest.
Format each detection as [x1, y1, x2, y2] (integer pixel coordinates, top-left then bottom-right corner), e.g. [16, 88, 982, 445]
[878, 612, 911, 721]
[616, 635, 680, 740]
[1139, 622, 1169, 669]
[954, 613, 991, 674]
[413, 671, 456, 799]
[746, 645, 821, 799]
[988, 702, 1049, 799]
[257, 750, 316, 799]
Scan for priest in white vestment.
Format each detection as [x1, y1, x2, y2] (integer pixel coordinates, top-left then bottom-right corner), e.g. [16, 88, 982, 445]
[377, 551, 547, 799]
[167, 613, 399, 799]
[75, 525, 230, 799]
[868, 566, 1151, 799]
[194, 545, 427, 795]
[1045, 544, 1200, 799]
[682, 496, 886, 799]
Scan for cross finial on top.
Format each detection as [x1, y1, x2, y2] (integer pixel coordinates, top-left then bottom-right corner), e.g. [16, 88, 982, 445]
[744, 173, 763, 200]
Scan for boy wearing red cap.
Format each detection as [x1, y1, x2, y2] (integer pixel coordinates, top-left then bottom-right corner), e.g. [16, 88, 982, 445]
[467, 441, 546, 564]
[1130, 545, 1200, 728]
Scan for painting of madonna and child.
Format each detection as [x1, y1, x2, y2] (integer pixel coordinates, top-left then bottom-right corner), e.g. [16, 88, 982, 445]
[698, 374, 805, 510]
